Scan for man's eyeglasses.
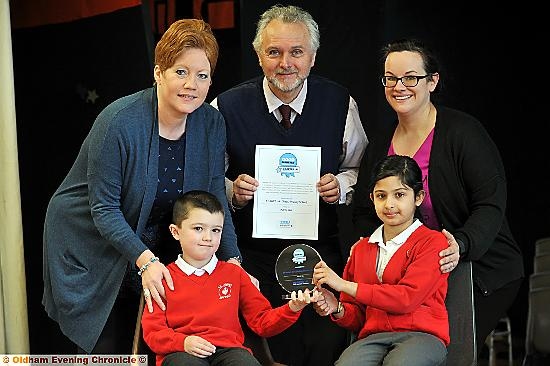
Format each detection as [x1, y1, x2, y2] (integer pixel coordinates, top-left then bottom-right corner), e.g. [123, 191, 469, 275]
[381, 75, 431, 88]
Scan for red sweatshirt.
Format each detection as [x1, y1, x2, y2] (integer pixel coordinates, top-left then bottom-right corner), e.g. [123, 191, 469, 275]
[334, 224, 450, 345]
[141, 261, 301, 366]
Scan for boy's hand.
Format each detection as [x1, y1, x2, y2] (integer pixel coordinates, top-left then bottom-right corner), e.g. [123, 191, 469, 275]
[288, 288, 319, 312]
[184, 335, 216, 358]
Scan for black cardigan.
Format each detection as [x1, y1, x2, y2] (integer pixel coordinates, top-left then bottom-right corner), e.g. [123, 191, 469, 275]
[352, 105, 524, 295]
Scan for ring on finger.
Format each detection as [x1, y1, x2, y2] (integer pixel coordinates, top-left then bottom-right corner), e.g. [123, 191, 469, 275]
[143, 288, 151, 298]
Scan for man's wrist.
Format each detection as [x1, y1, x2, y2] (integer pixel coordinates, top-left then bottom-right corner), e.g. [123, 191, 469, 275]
[231, 195, 246, 210]
[327, 186, 341, 205]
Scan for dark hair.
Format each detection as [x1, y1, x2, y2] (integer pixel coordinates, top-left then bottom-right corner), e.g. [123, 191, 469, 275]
[172, 190, 224, 226]
[381, 38, 443, 93]
[370, 155, 424, 220]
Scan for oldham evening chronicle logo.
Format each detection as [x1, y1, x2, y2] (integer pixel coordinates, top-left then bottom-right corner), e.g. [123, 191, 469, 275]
[276, 152, 300, 177]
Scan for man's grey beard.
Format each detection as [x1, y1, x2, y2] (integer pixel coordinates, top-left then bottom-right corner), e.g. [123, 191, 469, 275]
[267, 72, 309, 93]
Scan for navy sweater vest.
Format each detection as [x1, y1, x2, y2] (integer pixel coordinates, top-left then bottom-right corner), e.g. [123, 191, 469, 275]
[218, 75, 348, 257]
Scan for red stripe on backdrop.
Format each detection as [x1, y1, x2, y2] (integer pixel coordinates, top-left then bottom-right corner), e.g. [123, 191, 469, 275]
[192, 0, 235, 29]
[11, 0, 142, 29]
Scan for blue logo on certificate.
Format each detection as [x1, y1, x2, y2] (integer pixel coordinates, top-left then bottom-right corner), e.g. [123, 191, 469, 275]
[279, 219, 292, 228]
[276, 153, 300, 177]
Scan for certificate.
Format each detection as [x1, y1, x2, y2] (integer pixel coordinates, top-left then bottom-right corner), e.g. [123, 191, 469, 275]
[252, 145, 320, 240]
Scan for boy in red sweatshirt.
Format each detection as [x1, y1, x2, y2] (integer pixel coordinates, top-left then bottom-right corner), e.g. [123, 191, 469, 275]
[141, 190, 317, 366]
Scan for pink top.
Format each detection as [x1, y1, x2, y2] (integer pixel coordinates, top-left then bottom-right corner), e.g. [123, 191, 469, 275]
[389, 128, 440, 230]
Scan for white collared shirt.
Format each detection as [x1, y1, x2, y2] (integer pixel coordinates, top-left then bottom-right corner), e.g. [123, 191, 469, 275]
[211, 76, 368, 205]
[175, 254, 218, 276]
[263, 77, 308, 122]
[368, 219, 423, 282]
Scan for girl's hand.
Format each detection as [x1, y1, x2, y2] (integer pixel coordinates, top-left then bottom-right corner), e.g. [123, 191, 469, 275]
[313, 261, 343, 291]
[311, 287, 338, 316]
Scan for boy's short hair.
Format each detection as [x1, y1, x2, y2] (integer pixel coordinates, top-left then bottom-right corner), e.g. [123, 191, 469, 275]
[172, 190, 224, 226]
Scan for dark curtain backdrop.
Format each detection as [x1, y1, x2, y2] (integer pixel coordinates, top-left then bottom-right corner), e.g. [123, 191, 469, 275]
[12, 0, 535, 357]
[11, 3, 154, 353]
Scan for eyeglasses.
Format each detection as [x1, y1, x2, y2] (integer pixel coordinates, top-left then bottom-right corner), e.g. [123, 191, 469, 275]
[381, 75, 431, 88]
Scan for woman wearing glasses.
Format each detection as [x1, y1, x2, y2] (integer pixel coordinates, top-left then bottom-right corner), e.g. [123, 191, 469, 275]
[352, 38, 524, 353]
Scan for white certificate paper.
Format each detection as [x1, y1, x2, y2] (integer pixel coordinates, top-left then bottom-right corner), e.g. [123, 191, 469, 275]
[252, 145, 320, 240]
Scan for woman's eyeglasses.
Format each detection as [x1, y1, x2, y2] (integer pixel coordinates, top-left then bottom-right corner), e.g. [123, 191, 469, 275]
[381, 75, 431, 88]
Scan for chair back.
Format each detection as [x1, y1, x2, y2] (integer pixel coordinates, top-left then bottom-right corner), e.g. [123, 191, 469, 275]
[529, 272, 550, 290]
[525, 276, 550, 358]
[534, 255, 550, 273]
[445, 261, 477, 366]
[132, 295, 145, 356]
[531, 286, 550, 354]
[525, 272, 550, 358]
[535, 237, 550, 256]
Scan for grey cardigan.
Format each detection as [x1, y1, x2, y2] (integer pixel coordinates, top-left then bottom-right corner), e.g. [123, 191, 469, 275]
[42, 87, 240, 352]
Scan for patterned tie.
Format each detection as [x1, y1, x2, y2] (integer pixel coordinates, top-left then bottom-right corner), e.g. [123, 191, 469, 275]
[279, 104, 292, 129]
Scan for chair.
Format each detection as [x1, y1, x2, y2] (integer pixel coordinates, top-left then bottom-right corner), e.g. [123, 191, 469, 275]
[530, 287, 550, 355]
[241, 318, 287, 366]
[529, 272, 550, 290]
[534, 254, 550, 273]
[132, 291, 286, 366]
[523, 272, 550, 365]
[132, 295, 155, 366]
[445, 261, 477, 366]
[535, 237, 550, 256]
[487, 316, 513, 366]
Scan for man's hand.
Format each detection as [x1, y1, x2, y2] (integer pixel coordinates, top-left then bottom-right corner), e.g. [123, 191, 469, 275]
[232, 174, 259, 208]
[317, 173, 340, 204]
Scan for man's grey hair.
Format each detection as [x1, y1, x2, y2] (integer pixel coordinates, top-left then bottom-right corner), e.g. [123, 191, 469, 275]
[252, 4, 320, 53]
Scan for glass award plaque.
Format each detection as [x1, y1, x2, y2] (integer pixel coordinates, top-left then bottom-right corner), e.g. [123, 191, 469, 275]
[275, 243, 322, 300]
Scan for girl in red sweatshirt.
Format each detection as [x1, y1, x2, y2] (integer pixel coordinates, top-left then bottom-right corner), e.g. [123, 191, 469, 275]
[313, 155, 449, 366]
